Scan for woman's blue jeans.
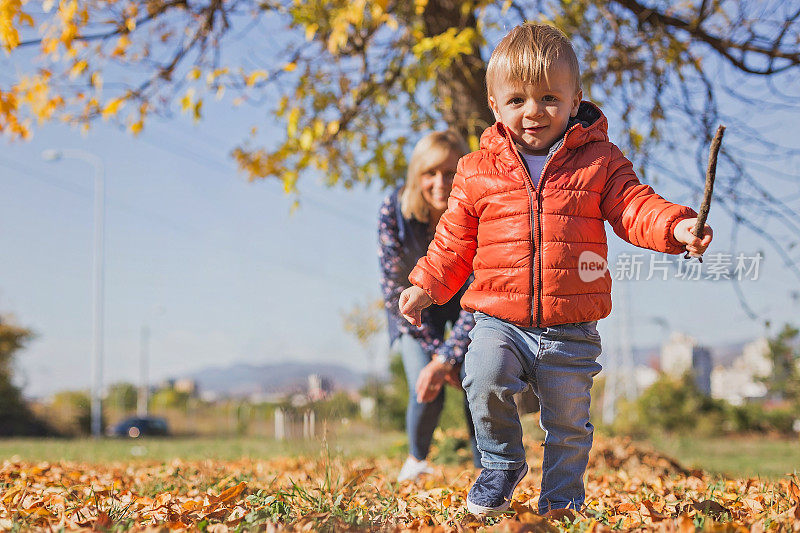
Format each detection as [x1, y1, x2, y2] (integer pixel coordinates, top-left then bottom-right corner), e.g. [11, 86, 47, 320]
[397, 334, 481, 467]
[463, 312, 603, 513]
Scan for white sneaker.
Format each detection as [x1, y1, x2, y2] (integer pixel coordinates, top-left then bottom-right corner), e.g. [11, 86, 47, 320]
[397, 456, 434, 482]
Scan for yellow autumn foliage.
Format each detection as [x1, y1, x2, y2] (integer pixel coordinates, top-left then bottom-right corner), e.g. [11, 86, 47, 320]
[0, 0, 34, 52]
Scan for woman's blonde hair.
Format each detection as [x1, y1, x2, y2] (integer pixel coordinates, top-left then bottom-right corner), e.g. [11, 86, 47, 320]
[401, 130, 469, 223]
[486, 22, 581, 98]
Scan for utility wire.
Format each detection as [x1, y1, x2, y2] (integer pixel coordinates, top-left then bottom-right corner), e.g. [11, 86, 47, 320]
[0, 156, 368, 291]
[141, 120, 377, 228]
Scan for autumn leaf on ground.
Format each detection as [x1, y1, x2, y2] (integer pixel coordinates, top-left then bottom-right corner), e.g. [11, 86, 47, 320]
[1, 437, 799, 531]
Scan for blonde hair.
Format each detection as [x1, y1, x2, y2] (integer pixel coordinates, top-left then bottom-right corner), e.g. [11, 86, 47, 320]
[486, 23, 581, 98]
[401, 130, 469, 223]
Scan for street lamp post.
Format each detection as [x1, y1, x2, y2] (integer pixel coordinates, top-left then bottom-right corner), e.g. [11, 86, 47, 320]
[42, 149, 106, 438]
[138, 305, 165, 418]
[138, 325, 149, 417]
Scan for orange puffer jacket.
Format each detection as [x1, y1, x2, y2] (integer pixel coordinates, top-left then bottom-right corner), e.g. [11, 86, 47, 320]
[409, 102, 696, 327]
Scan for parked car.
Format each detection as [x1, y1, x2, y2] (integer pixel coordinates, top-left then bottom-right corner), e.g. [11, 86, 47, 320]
[109, 416, 169, 438]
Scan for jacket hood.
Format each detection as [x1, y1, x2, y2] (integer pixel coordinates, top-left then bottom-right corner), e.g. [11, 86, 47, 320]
[479, 101, 608, 163]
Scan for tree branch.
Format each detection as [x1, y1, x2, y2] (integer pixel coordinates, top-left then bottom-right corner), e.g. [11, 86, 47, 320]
[615, 0, 800, 75]
[16, 0, 188, 48]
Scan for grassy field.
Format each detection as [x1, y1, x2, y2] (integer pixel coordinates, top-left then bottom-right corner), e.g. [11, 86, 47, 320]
[0, 426, 408, 463]
[2, 424, 798, 481]
[641, 433, 800, 480]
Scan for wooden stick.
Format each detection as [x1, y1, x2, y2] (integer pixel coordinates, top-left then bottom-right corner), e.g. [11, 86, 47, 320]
[695, 125, 725, 237]
[686, 125, 725, 261]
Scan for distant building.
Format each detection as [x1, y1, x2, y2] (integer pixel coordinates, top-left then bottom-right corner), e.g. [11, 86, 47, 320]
[660, 333, 712, 394]
[692, 347, 712, 395]
[307, 374, 333, 401]
[634, 365, 659, 393]
[741, 337, 772, 378]
[174, 378, 198, 396]
[660, 333, 695, 377]
[711, 337, 771, 405]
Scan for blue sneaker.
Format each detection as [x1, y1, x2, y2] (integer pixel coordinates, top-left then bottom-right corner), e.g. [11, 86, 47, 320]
[466, 463, 528, 515]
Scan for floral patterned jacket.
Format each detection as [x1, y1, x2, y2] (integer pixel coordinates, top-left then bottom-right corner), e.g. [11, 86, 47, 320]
[378, 187, 474, 364]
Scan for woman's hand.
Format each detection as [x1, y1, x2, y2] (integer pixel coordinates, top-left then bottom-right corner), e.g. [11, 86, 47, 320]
[415, 359, 451, 403]
[443, 364, 462, 390]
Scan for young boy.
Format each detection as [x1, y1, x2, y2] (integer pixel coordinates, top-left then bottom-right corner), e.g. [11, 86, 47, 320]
[399, 23, 712, 515]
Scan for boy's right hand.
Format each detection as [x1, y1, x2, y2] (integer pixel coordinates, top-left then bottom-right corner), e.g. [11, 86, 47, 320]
[398, 286, 433, 327]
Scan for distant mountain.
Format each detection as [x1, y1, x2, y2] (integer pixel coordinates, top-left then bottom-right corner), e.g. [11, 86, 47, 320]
[178, 337, 759, 399]
[184, 362, 366, 398]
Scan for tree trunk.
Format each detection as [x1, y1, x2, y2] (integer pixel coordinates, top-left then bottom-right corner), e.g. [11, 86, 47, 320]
[423, 0, 495, 143]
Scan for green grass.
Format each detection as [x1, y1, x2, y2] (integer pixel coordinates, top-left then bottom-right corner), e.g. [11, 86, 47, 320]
[3, 418, 799, 483]
[639, 434, 800, 480]
[525, 413, 799, 480]
[0, 427, 406, 463]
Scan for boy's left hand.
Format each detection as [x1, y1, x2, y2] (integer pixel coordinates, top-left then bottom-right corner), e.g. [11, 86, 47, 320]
[673, 218, 713, 256]
[399, 286, 434, 326]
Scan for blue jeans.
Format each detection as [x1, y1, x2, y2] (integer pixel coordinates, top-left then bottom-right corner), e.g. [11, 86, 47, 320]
[398, 334, 481, 468]
[463, 312, 602, 512]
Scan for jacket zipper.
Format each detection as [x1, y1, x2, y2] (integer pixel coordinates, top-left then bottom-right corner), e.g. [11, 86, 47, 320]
[511, 149, 537, 327]
[505, 124, 580, 327]
[534, 154, 551, 328]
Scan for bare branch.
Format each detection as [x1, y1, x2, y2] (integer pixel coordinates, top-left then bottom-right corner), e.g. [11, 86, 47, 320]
[616, 0, 800, 74]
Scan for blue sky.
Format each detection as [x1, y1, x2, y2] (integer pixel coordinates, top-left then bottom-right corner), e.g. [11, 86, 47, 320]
[2, 17, 799, 398]
[3, 97, 797, 399]
[2, 101, 390, 397]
